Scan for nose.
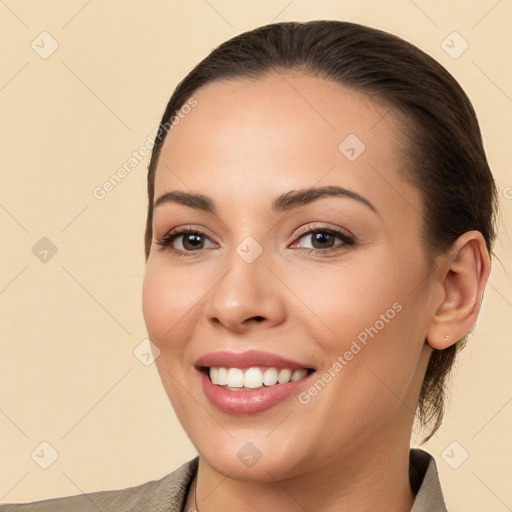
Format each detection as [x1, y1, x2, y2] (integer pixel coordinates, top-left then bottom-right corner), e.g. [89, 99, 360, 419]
[204, 249, 287, 334]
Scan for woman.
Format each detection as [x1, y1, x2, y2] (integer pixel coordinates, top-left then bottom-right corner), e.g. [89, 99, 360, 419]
[2, 19, 497, 512]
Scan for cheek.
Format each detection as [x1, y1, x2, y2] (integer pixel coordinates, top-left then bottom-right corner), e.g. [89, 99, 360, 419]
[287, 254, 405, 341]
[142, 265, 168, 341]
[141, 262, 198, 351]
[142, 263, 200, 411]
[288, 249, 427, 381]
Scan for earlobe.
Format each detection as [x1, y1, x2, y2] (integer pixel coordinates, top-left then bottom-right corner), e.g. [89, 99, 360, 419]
[426, 231, 491, 350]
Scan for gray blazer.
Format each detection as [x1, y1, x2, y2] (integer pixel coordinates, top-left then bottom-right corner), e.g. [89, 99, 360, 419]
[1, 449, 448, 511]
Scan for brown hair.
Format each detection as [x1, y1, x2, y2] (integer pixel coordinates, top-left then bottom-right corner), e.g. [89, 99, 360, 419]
[144, 20, 498, 439]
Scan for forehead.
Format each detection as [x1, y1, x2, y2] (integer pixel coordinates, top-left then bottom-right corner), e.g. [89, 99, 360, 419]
[154, 72, 420, 219]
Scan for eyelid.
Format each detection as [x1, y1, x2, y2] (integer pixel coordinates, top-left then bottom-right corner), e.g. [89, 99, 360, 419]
[292, 222, 354, 240]
[156, 224, 216, 241]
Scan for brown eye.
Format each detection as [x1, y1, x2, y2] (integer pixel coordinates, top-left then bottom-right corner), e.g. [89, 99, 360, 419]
[155, 229, 217, 255]
[308, 231, 337, 249]
[291, 226, 355, 253]
[180, 233, 205, 250]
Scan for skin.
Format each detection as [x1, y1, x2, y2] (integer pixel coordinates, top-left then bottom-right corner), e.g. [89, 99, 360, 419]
[142, 72, 490, 512]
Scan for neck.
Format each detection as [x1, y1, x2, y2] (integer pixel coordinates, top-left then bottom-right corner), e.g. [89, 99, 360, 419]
[188, 435, 415, 512]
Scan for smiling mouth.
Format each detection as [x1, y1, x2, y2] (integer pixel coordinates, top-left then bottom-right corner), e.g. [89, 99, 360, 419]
[203, 366, 315, 391]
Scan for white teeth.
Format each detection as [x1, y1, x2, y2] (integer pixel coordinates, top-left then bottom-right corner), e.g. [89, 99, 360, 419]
[262, 367, 278, 386]
[277, 368, 292, 384]
[208, 366, 309, 389]
[217, 367, 228, 386]
[210, 367, 219, 385]
[291, 369, 308, 381]
[226, 368, 244, 388]
[243, 367, 263, 389]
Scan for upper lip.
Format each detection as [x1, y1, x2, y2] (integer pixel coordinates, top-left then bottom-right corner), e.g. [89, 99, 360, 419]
[195, 350, 314, 370]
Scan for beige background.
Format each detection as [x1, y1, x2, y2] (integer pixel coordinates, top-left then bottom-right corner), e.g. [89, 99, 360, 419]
[1, 0, 511, 509]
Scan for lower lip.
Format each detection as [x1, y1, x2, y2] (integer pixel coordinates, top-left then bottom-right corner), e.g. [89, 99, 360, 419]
[199, 370, 314, 414]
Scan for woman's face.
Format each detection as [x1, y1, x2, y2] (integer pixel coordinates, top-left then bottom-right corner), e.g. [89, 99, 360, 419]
[142, 72, 434, 481]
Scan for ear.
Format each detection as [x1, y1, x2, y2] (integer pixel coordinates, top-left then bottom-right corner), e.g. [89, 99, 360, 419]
[426, 231, 491, 350]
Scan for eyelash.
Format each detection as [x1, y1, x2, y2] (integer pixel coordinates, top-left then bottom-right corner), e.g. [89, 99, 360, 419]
[155, 224, 355, 257]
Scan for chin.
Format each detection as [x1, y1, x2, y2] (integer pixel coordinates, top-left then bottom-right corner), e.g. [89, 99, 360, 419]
[199, 444, 304, 483]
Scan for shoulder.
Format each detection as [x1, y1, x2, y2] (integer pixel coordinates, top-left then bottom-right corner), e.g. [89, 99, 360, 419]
[0, 457, 198, 512]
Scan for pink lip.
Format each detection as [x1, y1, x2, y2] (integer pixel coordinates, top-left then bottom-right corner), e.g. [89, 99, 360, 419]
[195, 350, 313, 370]
[199, 372, 314, 414]
[194, 350, 315, 415]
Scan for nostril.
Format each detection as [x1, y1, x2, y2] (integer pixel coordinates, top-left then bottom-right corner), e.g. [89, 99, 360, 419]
[253, 316, 265, 322]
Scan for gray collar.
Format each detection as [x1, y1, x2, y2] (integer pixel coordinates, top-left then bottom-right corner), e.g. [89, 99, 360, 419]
[410, 448, 448, 511]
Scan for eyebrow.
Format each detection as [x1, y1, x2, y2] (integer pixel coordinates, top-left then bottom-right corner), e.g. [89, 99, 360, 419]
[153, 185, 378, 215]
